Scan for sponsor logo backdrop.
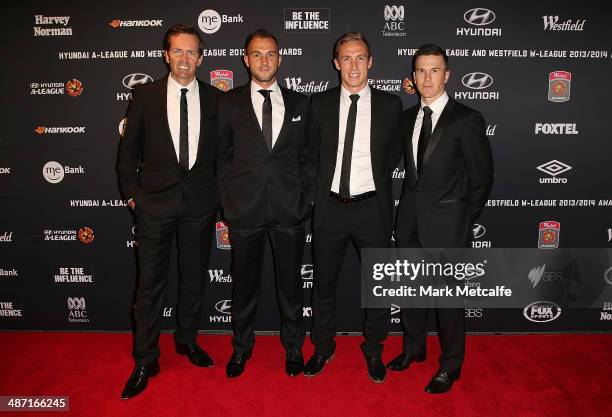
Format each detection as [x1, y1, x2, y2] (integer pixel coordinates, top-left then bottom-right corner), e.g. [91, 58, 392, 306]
[1, 0, 611, 333]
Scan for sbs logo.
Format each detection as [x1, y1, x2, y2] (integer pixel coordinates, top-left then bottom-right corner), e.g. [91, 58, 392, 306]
[462, 72, 494, 89]
[464, 8, 496, 26]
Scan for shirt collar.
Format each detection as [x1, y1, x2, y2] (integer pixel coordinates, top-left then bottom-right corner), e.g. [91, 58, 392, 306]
[167, 75, 198, 96]
[341, 84, 370, 102]
[420, 91, 448, 114]
[251, 80, 280, 96]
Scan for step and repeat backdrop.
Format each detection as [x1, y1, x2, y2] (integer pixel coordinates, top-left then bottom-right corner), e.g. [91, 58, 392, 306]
[1, 0, 611, 333]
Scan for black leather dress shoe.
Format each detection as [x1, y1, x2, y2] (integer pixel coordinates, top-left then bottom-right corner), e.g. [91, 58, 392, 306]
[303, 352, 334, 377]
[425, 369, 461, 394]
[285, 351, 304, 377]
[176, 342, 214, 368]
[226, 351, 252, 378]
[386, 352, 426, 371]
[366, 357, 386, 383]
[121, 360, 160, 399]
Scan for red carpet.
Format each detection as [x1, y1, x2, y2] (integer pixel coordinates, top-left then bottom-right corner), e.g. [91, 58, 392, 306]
[0, 332, 610, 417]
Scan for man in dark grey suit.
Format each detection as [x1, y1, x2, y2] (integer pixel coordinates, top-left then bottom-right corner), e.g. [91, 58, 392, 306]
[117, 24, 221, 399]
[217, 29, 315, 378]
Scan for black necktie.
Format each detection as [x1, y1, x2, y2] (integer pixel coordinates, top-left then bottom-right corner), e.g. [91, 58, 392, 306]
[417, 106, 433, 176]
[259, 89, 272, 150]
[179, 88, 189, 171]
[339, 94, 360, 198]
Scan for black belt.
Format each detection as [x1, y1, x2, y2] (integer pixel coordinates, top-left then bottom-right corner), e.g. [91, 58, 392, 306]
[329, 191, 376, 203]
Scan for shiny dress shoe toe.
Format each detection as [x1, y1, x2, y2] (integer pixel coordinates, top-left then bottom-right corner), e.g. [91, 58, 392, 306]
[303, 352, 334, 377]
[425, 369, 461, 394]
[176, 342, 214, 367]
[386, 352, 426, 371]
[121, 360, 160, 399]
[366, 357, 386, 383]
[285, 351, 304, 377]
[226, 351, 252, 378]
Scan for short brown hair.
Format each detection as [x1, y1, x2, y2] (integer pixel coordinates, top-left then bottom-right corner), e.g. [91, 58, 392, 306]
[244, 29, 279, 53]
[333, 32, 370, 59]
[163, 24, 204, 56]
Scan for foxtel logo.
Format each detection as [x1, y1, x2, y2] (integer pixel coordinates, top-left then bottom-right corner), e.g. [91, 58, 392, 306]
[109, 19, 163, 28]
[35, 126, 86, 134]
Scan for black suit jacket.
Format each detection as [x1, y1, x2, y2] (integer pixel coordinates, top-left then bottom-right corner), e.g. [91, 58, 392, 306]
[117, 76, 221, 217]
[395, 97, 494, 248]
[217, 83, 314, 228]
[308, 86, 403, 237]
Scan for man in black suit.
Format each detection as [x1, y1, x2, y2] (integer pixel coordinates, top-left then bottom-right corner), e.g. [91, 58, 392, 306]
[217, 29, 314, 378]
[388, 44, 494, 393]
[117, 24, 221, 399]
[304, 32, 403, 383]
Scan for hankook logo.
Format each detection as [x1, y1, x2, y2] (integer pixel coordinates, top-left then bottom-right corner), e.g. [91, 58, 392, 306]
[464, 8, 496, 26]
[462, 72, 494, 89]
[122, 73, 153, 89]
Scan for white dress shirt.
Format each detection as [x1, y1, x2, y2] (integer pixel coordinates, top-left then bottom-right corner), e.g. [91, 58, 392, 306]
[331, 85, 375, 195]
[250, 80, 285, 147]
[412, 91, 449, 168]
[167, 76, 200, 170]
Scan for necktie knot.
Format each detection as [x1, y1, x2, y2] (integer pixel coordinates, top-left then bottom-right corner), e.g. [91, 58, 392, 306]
[180, 88, 188, 97]
[349, 94, 360, 103]
[258, 89, 271, 99]
[422, 106, 432, 116]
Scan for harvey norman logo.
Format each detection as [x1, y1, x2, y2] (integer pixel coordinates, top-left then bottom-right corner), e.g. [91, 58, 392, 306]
[33, 15, 72, 37]
[109, 19, 163, 28]
[542, 16, 585, 31]
[35, 126, 85, 134]
[457, 8, 501, 37]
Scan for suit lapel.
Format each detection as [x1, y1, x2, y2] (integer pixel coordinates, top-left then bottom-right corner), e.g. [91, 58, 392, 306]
[273, 87, 294, 150]
[161, 76, 180, 167]
[328, 87, 341, 170]
[422, 97, 454, 170]
[194, 80, 210, 164]
[241, 84, 270, 152]
[369, 88, 381, 176]
[405, 106, 418, 179]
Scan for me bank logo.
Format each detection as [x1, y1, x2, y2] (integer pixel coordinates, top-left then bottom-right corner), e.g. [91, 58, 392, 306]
[197, 10, 244, 34]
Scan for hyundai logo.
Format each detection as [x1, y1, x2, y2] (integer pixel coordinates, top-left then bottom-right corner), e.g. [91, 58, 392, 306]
[122, 73, 153, 90]
[215, 299, 232, 315]
[472, 224, 486, 239]
[462, 72, 494, 90]
[464, 8, 496, 26]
